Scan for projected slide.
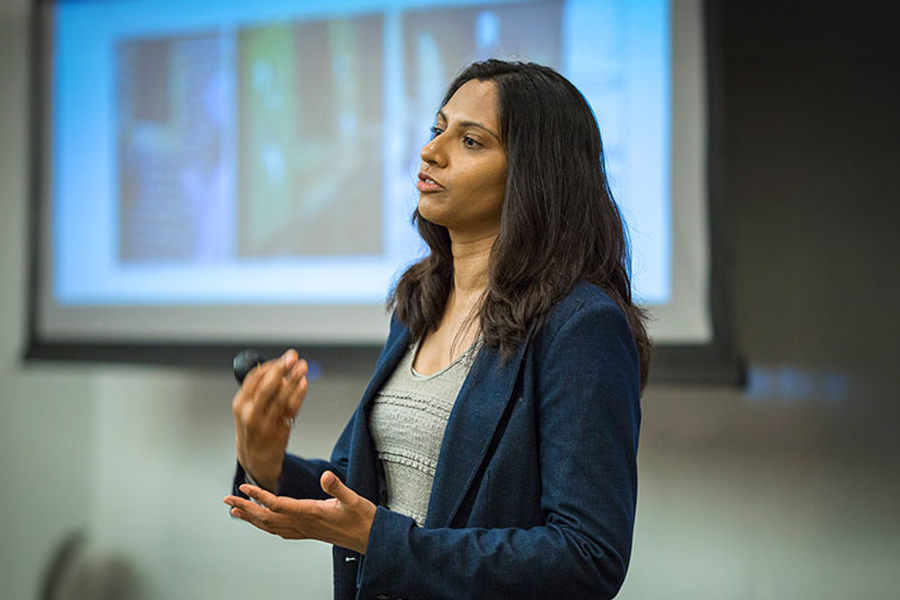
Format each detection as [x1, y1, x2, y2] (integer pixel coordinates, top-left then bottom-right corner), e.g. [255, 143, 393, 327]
[45, 0, 689, 343]
[117, 34, 232, 263]
[116, 16, 385, 263]
[237, 17, 385, 258]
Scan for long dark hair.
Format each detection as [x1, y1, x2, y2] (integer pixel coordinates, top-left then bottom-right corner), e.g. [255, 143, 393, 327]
[390, 59, 651, 391]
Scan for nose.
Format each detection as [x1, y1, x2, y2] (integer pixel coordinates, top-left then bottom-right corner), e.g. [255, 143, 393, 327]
[420, 135, 447, 167]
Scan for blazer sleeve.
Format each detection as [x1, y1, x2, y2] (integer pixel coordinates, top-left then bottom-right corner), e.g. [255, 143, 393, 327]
[356, 300, 642, 600]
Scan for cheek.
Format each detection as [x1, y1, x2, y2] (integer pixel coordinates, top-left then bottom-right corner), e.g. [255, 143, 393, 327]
[461, 157, 505, 193]
[484, 165, 507, 209]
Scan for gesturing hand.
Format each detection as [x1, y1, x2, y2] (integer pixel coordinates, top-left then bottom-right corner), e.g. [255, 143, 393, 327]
[224, 471, 377, 555]
[232, 349, 308, 492]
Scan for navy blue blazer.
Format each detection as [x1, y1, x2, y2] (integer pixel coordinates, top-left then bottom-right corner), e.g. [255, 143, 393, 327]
[234, 282, 642, 600]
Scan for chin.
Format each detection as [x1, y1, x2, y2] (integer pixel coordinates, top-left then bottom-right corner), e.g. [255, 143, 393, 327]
[416, 201, 449, 227]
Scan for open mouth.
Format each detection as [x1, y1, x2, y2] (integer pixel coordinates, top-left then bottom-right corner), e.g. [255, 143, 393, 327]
[417, 172, 443, 191]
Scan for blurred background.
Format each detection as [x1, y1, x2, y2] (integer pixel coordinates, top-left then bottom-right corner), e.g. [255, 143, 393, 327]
[2, 0, 899, 599]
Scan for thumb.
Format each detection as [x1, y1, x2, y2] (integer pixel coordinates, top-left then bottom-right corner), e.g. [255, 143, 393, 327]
[320, 471, 355, 504]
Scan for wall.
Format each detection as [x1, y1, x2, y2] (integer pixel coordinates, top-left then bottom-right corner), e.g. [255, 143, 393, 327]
[1, 3, 91, 600]
[2, 1, 899, 598]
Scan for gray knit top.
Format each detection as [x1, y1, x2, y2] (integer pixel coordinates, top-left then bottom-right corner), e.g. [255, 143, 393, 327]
[368, 339, 480, 527]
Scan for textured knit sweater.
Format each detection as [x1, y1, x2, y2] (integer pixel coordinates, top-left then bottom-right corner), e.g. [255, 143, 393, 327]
[368, 339, 479, 527]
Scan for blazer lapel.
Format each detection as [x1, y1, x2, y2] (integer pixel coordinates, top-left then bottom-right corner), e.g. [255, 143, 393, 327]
[359, 324, 411, 413]
[345, 324, 410, 502]
[425, 339, 529, 527]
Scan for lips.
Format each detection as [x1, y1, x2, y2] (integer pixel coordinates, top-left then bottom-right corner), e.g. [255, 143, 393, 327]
[417, 171, 444, 192]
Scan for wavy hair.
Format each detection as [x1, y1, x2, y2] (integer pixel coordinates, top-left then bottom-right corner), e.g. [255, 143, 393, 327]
[390, 60, 651, 391]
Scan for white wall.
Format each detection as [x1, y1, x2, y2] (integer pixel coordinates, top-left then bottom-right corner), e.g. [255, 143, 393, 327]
[1, 3, 89, 599]
[2, 1, 899, 599]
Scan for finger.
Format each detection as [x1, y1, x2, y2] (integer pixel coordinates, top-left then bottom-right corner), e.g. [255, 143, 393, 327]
[286, 376, 307, 419]
[241, 350, 296, 398]
[277, 352, 304, 410]
[320, 471, 356, 505]
[258, 351, 299, 415]
[226, 503, 256, 524]
[229, 506, 248, 521]
[235, 363, 274, 415]
[284, 364, 308, 418]
[282, 359, 306, 397]
[286, 358, 308, 384]
[233, 364, 265, 415]
[224, 497, 283, 534]
[224, 495, 271, 522]
[239, 484, 282, 511]
[256, 366, 287, 414]
[238, 356, 272, 398]
[280, 349, 299, 373]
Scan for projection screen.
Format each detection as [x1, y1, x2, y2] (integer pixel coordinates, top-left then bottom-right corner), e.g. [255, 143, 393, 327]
[30, 0, 724, 374]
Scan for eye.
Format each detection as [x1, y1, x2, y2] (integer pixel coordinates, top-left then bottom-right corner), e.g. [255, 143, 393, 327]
[429, 126, 443, 139]
[463, 136, 481, 148]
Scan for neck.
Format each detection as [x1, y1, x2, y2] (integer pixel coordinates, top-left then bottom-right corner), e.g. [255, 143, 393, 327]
[448, 230, 496, 311]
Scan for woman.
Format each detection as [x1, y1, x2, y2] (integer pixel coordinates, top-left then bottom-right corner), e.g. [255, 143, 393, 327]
[225, 59, 651, 600]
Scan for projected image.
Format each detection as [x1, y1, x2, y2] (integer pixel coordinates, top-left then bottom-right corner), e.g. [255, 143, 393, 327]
[238, 15, 384, 257]
[117, 34, 233, 263]
[401, 1, 563, 162]
[52, 0, 685, 340]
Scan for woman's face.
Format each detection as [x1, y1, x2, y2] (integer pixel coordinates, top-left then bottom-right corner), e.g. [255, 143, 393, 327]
[417, 79, 507, 240]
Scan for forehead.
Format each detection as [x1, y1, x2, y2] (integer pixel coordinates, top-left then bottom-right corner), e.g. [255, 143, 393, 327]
[440, 79, 500, 128]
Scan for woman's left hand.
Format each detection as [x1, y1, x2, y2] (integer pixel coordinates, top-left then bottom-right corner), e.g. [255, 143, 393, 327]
[224, 471, 376, 555]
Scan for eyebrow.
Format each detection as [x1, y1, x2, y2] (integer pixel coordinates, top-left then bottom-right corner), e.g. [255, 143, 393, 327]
[436, 110, 501, 142]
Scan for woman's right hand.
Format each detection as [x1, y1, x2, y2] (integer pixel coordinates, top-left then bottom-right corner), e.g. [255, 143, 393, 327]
[232, 349, 308, 492]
